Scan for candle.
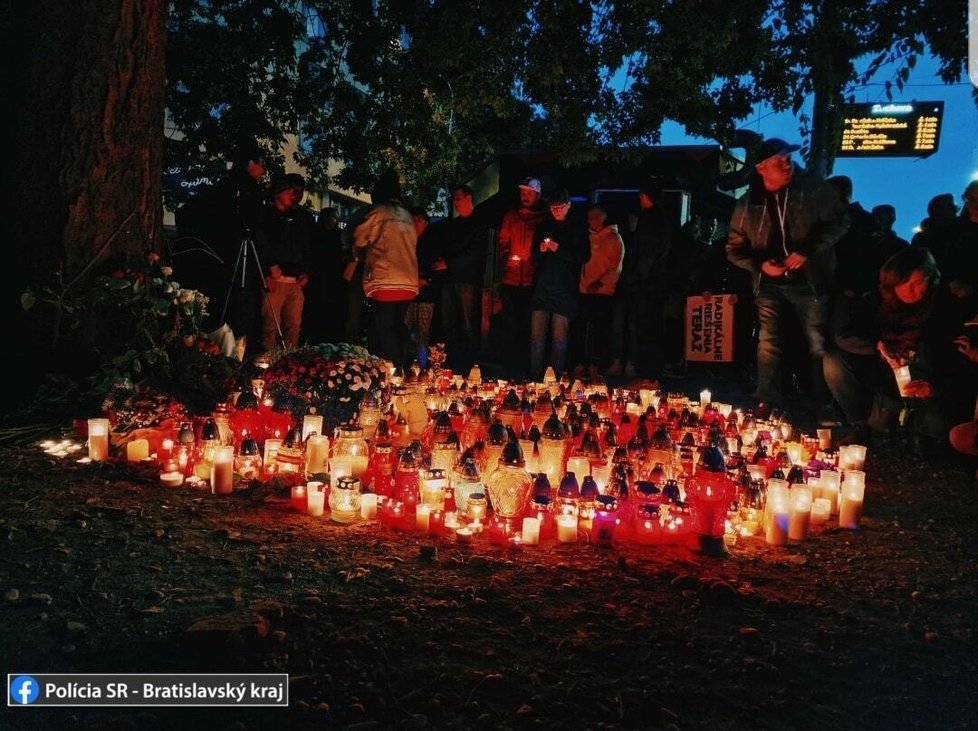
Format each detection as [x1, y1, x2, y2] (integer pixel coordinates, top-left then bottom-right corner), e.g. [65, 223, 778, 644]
[699, 389, 711, 406]
[306, 488, 326, 516]
[302, 414, 323, 442]
[291, 485, 308, 512]
[160, 471, 184, 488]
[566, 456, 590, 480]
[87, 418, 110, 462]
[360, 493, 378, 520]
[817, 428, 833, 450]
[764, 483, 790, 547]
[263, 438, 282, 476]
[788, 487, 812, 542]
[466, 493, 487, 522]
[429, 509, 446, 536]
[820, 470, 841, 514]
[839, 444, 867, 471]
[210, 445, 234, 495]
[444, 512, 461, 531]
[556, 515, 578, 543]
[455, 526, 475, 543]
[839, 480, 866, 529]
[305, 434, 329, 477]
[126, 438, 150, 462]
[415, 504, 431, 532]
[810, 497, 831, 524]
[521, 517, 541, 545]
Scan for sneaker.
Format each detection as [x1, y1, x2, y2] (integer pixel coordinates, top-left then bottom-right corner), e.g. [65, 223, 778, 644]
[605, 359, 622, 376]
[624, 361, 637, 377]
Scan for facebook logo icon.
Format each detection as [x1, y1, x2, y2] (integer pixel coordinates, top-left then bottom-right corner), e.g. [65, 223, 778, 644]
[10, 676, 40, 705]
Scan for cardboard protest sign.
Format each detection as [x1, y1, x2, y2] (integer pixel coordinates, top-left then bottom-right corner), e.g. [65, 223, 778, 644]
[685, 295, 735, 362]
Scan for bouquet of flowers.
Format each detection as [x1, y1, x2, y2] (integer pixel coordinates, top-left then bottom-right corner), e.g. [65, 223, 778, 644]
[101, 383, 188, 434]
[262, 343, 389, 432]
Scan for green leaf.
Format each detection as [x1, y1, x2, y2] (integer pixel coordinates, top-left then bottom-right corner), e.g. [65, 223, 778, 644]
[21, 290, 36, 311]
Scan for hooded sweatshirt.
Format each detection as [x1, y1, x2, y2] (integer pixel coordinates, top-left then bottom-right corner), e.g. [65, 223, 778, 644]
[580, 223, 624, 296]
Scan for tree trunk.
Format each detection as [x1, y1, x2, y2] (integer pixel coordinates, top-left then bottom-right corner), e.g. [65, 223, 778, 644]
[6, 0, 165, 388]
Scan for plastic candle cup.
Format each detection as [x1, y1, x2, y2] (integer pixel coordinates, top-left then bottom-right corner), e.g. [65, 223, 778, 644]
[810, 497, 831, 524]
[360, 493, 378, 520]
[820, 470, 841, 514]
[556, 515, 578, 543]
[210, 446, 235, 495]
[415, 504, 431, 532]
[305, 434, 329, 477]
[839, 479, 866, 529]
[87, 418, 110, 462]
[291, 485, 308, 512]
[521, 517, 541, 545]
[306, 488, 326, 516]
[788, 486, 813, 542]
[301, 414, 323, 442]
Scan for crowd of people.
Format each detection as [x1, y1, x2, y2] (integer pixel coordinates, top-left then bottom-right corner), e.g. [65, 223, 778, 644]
[171, 144, 978, 475]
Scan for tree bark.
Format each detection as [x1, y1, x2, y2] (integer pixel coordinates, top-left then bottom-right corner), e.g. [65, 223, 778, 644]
[6, 0, 165, 378]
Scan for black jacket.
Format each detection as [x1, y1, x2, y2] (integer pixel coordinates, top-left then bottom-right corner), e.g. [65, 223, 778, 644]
[531, 215, 590, 318]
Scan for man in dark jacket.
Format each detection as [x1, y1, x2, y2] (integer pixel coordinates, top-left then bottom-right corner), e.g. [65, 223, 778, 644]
[529, 189, 590, 378]
[726, 138, 849, 410]
[607, 183, 671, 377]
[438, 185, 486, 365]
[255, 173, 316, 351]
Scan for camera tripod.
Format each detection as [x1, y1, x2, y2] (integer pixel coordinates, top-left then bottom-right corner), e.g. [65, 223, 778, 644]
[219, 228, 283, 349]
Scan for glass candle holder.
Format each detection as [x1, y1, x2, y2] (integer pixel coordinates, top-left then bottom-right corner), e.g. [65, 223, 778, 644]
[329, 476, 362, 524]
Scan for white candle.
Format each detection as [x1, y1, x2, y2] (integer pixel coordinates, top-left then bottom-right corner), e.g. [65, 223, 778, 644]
[416, 504, 431, 532]
[306, 488, 326, 516]
[160, 471, 184, 488]
[126, 438, 150, 462]
[263, 438, 282, 472]
[521, 517, 541, 545]
[839, 481, 866, 529]
[820, 470, 841, 514]
[305, 434, 329, 476]
[302, 414, 323, 442]
[810, 498, 831, 524]
[360, 493, 378, 519]
[210, 445, 234, 495]
[699, 389, 711, 406]
[817, 428, 833, 450]
[556, 515, 578, 543]
[87, 418, 110, 462]
[788, 489, 812, 542]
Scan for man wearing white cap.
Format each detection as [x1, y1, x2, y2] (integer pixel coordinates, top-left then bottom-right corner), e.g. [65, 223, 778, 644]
[497, 177, 544, 373]
[726, 138, 849, 413]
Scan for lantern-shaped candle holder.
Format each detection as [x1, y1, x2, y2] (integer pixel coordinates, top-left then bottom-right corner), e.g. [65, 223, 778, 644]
[329, 476, 362, 524]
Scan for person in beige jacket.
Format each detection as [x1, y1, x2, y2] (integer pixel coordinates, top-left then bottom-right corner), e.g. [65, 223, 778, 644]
[572, 204, 624, 374]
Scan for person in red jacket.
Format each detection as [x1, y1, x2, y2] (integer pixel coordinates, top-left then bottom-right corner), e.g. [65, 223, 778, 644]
[497, 178, 544, 374]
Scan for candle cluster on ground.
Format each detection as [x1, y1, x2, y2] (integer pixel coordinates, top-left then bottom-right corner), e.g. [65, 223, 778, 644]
[57, 368, 877, 555]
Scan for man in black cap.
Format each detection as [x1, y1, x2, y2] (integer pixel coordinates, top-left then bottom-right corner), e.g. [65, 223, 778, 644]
[254, 173, 316, 351]
[726, 138, 849, 413]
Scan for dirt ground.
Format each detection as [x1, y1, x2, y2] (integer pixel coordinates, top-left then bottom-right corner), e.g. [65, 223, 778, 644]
[1, 427, 977, 731]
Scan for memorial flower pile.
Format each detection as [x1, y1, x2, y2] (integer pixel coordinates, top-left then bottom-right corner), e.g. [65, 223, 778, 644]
[263, 343, 388, 430]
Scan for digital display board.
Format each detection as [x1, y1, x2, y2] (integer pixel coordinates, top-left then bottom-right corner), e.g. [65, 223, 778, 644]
[838, 101, 943, 157]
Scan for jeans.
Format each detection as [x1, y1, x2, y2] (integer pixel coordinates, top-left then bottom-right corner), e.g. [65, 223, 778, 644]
[261, 280, 304, 350]
[530, 310, 570, 378]
[824, 348, 947, 439]
[754, 279, 828, 405]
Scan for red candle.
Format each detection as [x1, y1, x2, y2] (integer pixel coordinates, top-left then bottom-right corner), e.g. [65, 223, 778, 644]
[429, 509, 446, 536]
